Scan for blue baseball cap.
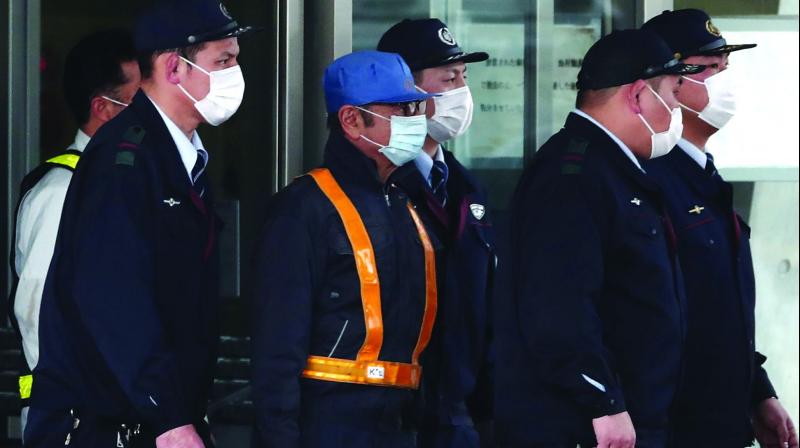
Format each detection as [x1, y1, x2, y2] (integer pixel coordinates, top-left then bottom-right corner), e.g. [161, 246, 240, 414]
[323, 51, 438, 114]
[134, 0, 263, 53]
[642, 9, 756, 60]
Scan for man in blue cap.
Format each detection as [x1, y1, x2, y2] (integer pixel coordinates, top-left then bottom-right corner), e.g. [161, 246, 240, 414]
[377, 19, 496, 448]
[251, 50, 441, 447]
[25, 1, 260, 447]
[497, 29, 703, 448]
[642, 9, 797, 448]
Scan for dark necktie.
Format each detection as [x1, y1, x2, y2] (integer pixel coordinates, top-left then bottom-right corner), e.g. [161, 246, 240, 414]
[192, 149, 208, 197]
[705, 152, 719, 179]
[429, 160, 449, 206]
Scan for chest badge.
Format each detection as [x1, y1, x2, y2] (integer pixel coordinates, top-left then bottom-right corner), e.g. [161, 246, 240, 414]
[630, 197, 642, 206]
[470, 203, 486, 220]
[689, 205, 705, 215]
[163, 198, 181, 207]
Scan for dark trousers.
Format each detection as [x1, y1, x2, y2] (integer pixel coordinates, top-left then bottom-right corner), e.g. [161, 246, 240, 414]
[24, 407, 213, 448]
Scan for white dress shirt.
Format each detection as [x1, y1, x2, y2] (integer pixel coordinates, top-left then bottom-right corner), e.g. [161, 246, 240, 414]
[413, 145, 447, 187]
[572, 109, 645, 172]
[149, 97, 208, 183]
[13, 129, 90, 370]
[677, 138, 708, 169]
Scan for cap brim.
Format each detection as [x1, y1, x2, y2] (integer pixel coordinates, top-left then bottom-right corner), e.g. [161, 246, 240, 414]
[649, 62, 705, 78]
[219, 25, 265, 39]
[417, 51, 490, 70]
[697, 43, 757, 56]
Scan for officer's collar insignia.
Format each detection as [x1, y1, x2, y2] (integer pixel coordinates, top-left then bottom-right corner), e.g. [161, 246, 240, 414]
[706, 20, 722, 37]
[163, 198, 181, 207]
[689, 205, 705, 215]
[438, 28, 456, 46]
[470, 203, 486, 220]
[630, 197, 642, 206]
[220, 3, 233, 20]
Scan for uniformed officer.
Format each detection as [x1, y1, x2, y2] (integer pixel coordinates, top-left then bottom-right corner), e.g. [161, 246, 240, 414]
[377, 19, 496, 448]
[8, 29, 139, 441]
[251, 50, 441, 447]
[25, 1, 260, 447]
[641, 9, 798, 448]
[496, 29, 703, 448]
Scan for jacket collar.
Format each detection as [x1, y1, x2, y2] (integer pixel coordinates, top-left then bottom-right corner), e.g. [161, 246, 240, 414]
[661, 144, 727, 199]
[564, 112, 661, 193]
[322, 130, 424, 193]
[129, 90, 208, 209]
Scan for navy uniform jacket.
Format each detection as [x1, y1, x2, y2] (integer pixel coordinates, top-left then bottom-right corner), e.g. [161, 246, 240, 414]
[496, 113, 686, 446]
[414, 151, 496, 439]
[31, 90, 221, 438]
[251, 131, 443, 447]
[644, 147, 775, 447]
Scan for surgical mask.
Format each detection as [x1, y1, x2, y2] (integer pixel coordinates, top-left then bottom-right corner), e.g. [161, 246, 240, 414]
[177, 56, 245, 126]
[357, 107, 428, 167]
[679, 69, 737, 129]
[638, 85, 683, 159]
[417, 85, 474, 143]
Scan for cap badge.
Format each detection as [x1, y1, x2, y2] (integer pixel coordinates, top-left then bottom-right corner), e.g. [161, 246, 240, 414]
[438, 28, 456, 46]
[220, 3, 233, 20]
[706, 20, 722, 37]
[470, 203, 486, 220]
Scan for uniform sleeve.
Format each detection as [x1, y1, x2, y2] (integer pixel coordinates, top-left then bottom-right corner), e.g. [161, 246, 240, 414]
[513, 175, 626, 418]
[13, 168, 72, 370]
[67, 154, 189, 436]
[751, 351, 777, 406]
[251, 197, 317, 448]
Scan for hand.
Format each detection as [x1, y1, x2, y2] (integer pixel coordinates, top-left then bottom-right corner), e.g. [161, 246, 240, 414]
[593, 411, 636, 448]
[753, 397, 798, 448]
[155, 424, 205, 448]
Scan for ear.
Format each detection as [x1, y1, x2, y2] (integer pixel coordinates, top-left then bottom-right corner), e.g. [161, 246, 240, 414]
[339, 106, 363, 140]
[163, 52, 182, 85]
[626, 80, 647, 114]
[89, 96, 112, 123]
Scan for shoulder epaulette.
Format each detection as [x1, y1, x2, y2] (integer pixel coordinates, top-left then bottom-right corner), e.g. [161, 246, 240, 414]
[116, 125, 146, 166]
[561, 137, 589, 175]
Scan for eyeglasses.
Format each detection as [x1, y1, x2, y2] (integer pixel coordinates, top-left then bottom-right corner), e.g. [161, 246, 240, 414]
[370, 100, 427, 117]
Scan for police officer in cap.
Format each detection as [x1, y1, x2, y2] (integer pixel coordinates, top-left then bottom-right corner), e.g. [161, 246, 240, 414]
[26, 1, 260, 446]
[497, 29, 703, 448]
[641, 9, 797, 448]
[251, 50, 441, 447]
[377, 18, 496, 448]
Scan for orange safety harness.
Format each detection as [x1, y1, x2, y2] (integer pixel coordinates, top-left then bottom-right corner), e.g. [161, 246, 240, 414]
[302, 168, 437, 390]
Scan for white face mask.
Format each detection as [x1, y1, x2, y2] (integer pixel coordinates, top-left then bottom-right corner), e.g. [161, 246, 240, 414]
[679, 69, 737, 129]
[357, 107, 428, 167]
[417, 85, 474, 143]
[638, 85, 683, 159]
[177, 56, 245, 126]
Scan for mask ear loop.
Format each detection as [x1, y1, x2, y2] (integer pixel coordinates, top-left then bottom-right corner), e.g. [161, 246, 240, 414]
[638, 114, 656, 135]
[176, 56, 211, 103]
[179, 56, 211, 76]
[677, 76, 706, 115]
[646, 84, 673, 113]
[354, 106, 391, 148]
[355, 106, 391, 122]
